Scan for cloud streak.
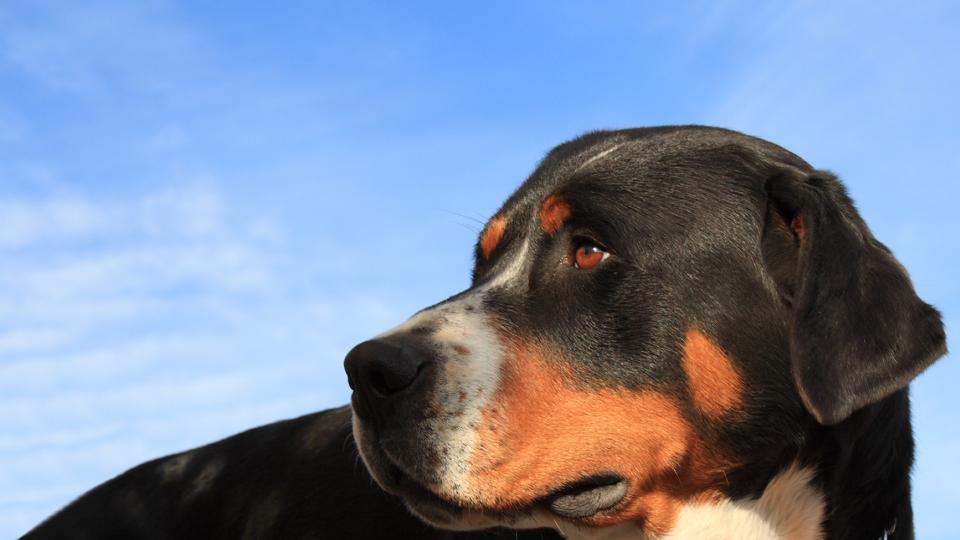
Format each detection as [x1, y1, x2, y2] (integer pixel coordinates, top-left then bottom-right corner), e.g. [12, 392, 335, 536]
[0, 179, 395, 536]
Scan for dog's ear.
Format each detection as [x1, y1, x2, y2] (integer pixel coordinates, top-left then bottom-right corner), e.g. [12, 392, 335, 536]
[762, 171, 946, 425]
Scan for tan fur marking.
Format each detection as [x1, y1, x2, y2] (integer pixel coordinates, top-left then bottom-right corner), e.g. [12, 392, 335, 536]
[539, 195, 573, 234]
[464, 340, 734, 534]
[683, 328, 743, 420]
[480, 216, 507, 259]
[791, 214, 806, 242]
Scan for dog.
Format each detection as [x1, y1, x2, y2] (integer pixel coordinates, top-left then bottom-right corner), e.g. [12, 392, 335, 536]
[23, 126, 946, 539]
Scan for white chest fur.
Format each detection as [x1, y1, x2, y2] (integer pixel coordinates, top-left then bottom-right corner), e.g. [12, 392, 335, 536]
[556, 462, 825, 540]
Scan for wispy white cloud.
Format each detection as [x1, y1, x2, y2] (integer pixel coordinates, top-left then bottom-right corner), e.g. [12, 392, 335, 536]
[3, 242, 274, 295]
[0, 422, 123, 454]
[0, 198, 106, 248]
[0, 183, 248, 249]
[0, 179, 381, 535]
[0, 328, 76, 356]
[0, 157, 420, 535]
[137, 182, 226, 238]
[0, 371, 265, 426]
[0, 335, 227, 392]
[0, 0, 206, 96]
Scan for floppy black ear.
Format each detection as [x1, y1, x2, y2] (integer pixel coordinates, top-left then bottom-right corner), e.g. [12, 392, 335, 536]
[763, 171, 946, 425]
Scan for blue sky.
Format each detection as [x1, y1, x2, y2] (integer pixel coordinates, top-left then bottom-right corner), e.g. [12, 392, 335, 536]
[1, 1, 957, 537]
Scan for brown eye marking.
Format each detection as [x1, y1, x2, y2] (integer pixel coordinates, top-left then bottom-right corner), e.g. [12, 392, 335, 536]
[682, 328, 744, 420]
[539, 195, 572, 235]
[480, 216, 507, 259]
[573, 243, 609, 270]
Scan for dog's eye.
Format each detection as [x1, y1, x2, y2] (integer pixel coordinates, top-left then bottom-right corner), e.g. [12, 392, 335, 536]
[573, 242, 610, 270]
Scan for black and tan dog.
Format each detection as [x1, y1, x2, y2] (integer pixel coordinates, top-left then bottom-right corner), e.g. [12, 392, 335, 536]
[25, 127, 946, 539]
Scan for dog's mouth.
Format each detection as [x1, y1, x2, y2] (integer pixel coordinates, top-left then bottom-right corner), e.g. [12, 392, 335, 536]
[375, 448, 629, 528]
[379, 455, 477, 526]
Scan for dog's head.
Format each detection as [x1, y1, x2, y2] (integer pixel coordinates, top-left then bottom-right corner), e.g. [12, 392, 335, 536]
[344, 127, 945, 537]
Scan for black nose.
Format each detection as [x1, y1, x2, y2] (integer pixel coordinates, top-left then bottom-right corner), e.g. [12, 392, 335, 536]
[344, 339, 430, 421]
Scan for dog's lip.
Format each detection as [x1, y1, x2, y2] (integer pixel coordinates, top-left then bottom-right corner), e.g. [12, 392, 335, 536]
[378, 450, 518, 521]
[382, 449, 627, 521]
[542, 474, 629, 518]
[379, 452, 484, 523]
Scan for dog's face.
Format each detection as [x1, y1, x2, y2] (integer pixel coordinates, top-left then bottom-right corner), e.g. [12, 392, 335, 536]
[345, 127, 945, 537]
